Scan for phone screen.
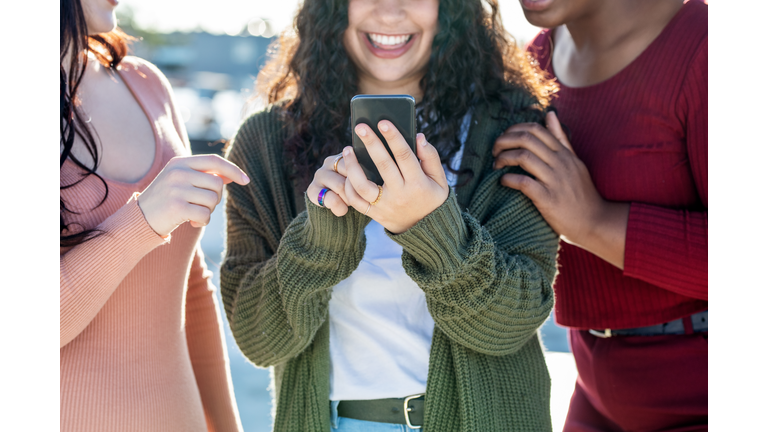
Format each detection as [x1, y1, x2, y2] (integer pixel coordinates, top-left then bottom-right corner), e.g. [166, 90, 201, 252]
[350, 94, 416, 185]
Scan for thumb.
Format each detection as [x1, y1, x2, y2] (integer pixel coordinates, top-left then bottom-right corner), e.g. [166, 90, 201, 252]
[545, 111, 575, 153]
[416, 133, 447, 188]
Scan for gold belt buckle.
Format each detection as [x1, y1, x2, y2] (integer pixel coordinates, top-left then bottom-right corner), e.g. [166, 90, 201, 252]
[403, 393, 425, 429]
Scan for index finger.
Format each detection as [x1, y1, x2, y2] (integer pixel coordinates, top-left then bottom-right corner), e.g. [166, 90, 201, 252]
[545, 111, 575, 153]
[492, 130, 557, 167]
[376, 120, 421, 182]
[354, 123, 404, 188]
[184, 154, 250, 185]
[342, 146, 382, 203]
[501, 122, 563, 153]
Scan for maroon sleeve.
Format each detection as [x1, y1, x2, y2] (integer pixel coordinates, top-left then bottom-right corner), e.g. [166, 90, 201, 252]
[623, 39, 708, 300]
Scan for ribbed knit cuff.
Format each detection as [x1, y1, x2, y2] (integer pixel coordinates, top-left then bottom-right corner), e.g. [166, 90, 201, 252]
[623, 202, 708, 298]
[302, 193, 370, 253]
[101, 193, 171, 248]
[387, 190, 468, 274]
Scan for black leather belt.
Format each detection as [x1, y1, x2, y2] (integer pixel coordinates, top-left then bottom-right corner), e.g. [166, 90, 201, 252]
[337, 394, 425, 429]
[589, 310, 708, 338]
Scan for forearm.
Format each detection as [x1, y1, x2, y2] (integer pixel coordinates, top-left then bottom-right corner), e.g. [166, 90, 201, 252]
[185, 248, 242, 432]
[565, 200, 630, 270]
[390, 188, 558, 356]
[187, 311, 242, 432]
[569, 199, 707, 299]
[622, 203, 708, 299]
[221, 194, 369, 366]
[60, 196, 167, 347]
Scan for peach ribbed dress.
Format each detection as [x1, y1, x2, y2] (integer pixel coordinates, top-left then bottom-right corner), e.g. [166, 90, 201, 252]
[60, 57, 242, 432]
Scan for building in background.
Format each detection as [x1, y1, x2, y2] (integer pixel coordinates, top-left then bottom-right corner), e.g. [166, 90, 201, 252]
[120, 8, 275, 154]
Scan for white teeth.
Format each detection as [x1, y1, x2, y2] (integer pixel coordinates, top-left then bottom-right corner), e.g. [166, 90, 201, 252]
[368, 33, 410, 47]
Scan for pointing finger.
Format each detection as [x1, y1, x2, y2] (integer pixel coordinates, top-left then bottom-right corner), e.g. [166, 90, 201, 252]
[377, 120, 421, 181]
[184, 154, 250, 185]
[354, 123, 404, 188]
[342, 145, 381, 203]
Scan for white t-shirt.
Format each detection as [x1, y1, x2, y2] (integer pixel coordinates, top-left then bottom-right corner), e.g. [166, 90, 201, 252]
[328, 112, 472, 401]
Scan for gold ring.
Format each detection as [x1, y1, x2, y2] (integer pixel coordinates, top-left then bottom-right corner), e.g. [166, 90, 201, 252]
[333, 155, 343, 173]
[364, 203, 371, 216]
[370, 185, 383, 205]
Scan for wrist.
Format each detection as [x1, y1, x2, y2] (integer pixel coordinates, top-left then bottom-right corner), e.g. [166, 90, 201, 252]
[133, 192, 173, 239]
[583, 198, 614, 245]
[569, 200, 629, 269]
[386, 190, 466, 273]
[384, 190, 450, 234]
[135, 192, 172, 238]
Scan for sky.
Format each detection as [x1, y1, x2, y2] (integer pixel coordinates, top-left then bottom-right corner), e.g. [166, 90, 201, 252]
[119, 0, 543, 44]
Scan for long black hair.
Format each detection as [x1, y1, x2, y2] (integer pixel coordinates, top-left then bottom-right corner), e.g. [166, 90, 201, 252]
[60, 0, 128, 247]
[254, 0, 556, 187]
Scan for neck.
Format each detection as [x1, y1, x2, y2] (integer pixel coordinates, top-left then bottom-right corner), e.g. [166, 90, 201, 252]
[357, 73, 424, 103]
[564, 0, 684, 51]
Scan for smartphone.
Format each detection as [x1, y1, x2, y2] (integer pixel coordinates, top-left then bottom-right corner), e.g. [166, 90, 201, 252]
[350, 94, 416, 185]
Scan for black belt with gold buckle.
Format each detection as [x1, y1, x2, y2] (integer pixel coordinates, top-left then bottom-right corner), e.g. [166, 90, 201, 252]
[589, 311, 708, 338]
[337, 394, 425, 429]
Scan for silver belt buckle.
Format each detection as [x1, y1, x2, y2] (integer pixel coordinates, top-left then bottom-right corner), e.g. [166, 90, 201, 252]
[589, 328, 612, 338]
[403, 393, 425, 429]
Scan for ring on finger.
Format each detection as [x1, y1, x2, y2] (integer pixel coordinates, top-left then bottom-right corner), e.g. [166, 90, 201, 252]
[333, 155, 343, 173]
[364, 203, 372, 217]
[370, 185, 383, 206]
[318, 188, 330, 208]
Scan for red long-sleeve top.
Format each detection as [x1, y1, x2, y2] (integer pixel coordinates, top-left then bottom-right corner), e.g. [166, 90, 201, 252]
[527, 0, 708, 329]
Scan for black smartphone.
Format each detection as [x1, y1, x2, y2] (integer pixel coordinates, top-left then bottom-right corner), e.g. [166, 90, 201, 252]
[350, 94, 416, 185]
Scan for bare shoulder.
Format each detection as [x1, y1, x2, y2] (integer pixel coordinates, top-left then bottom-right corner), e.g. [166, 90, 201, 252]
[117, 56, 174, 96]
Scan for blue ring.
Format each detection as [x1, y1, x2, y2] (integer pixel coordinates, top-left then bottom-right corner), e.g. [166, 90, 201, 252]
[318, 188, 330, 207]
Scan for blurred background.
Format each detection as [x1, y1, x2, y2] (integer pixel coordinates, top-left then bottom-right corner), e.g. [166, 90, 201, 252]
[116, 1, 574, 430]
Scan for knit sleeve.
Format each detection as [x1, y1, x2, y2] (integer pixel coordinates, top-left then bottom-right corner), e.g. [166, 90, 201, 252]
[220, 111, 370, 367]
[60, 195, 168, 347]
[184, 246, 243, 432]
[388, 170, 558, 356]
[622, 38, 708, 300]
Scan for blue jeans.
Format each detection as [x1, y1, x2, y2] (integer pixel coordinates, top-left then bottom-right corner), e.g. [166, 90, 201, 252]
[330, 401, 416, 431]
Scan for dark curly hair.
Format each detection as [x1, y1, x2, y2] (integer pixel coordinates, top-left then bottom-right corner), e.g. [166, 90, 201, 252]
[255, 0, 556, 187]
[60, 0, 129, 247]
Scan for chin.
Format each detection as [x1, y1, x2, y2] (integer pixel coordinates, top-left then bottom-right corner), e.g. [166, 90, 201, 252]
[522, 10, 566, 29]
[87, 13, 117, 34]
[518, 0, 571, 29]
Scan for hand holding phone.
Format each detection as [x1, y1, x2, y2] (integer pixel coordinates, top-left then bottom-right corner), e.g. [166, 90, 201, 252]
[341, 120, 450, 234]
[351, 95, 416, 185]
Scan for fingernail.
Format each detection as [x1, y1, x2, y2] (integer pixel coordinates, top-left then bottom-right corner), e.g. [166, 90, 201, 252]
[242, 173, 250, 183]
[380, 122, 389, 132]
[418, 133, 427, 147]
[343, 147, 350, 156]
[356, 126, 366, 137]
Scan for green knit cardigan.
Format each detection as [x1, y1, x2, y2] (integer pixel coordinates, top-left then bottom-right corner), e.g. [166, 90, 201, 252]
[221, 95, 559, 432]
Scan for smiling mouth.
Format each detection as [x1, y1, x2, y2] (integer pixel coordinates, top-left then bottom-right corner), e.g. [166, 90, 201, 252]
[366, 33, 414, 50]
